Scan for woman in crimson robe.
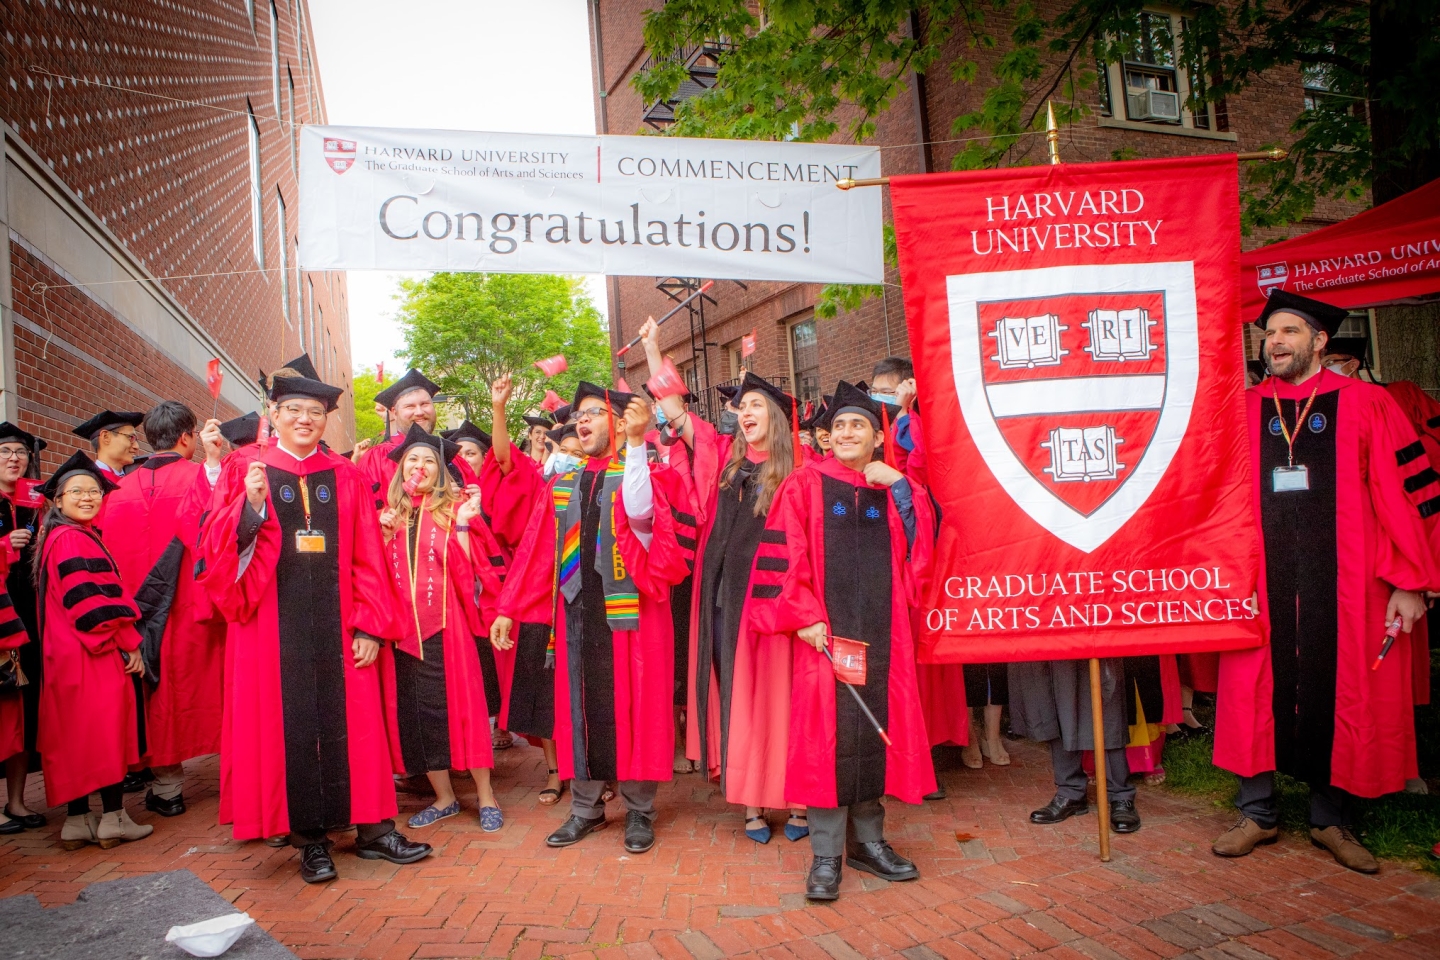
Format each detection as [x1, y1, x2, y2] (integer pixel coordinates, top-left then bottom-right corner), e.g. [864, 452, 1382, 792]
[490, 382, 693, 856]
[379, 425, 503, 832]
[746, 382, 936, 901]
[34, 451, 152, 849]
[480, 375, 568, 804]
[0, 549, 30, 835]
[199, 369, 430, 884]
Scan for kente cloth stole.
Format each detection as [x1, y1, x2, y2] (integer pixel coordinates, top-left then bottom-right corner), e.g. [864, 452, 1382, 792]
[552, 457, 641, 634]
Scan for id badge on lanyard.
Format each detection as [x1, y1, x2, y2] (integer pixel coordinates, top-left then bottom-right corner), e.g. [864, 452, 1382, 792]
[1271, 383, 1319, 494]
[294, 476, 327, 553]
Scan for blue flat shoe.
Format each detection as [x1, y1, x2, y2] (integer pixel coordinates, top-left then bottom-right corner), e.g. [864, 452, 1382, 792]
[745, 815, 771, 844]
[407, 800, 460, 828]
[480, 806, 503, 833]
[784, 814, 809, 842]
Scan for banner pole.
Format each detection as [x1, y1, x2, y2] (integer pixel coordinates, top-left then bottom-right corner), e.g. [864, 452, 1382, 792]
[1088, 656, 1112, 861]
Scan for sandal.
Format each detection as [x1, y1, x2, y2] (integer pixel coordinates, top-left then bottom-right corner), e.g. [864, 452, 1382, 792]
[673, 756, 696, 774]
[1144, 768, 1167, 786]
[492, 730, 515, 750]
[745, 815, 771, 844]
[538, 769, 565, 806]
[1180, 707, 1209, 736]
[981, 738, 1011, 766]
[960, 743, 983, 770]
[784, 813, 809, 842]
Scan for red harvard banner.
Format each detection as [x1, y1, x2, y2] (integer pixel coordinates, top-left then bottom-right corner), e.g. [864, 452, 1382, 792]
[1240, 177, 1440, 318]
[891, 155, 1264, 662]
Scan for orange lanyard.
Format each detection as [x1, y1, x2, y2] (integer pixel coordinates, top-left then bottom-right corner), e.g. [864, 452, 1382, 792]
[298, 476, 313, 529]
[1271, 382, 1320, 468]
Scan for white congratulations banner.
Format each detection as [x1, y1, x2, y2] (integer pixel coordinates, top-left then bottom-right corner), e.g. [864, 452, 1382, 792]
[298, 126, 883, 283]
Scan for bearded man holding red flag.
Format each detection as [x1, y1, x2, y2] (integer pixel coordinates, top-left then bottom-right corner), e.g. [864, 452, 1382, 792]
[1213, 290, 1439, 873]
[746, 381, 935, 901]
[490, 382, 693, 854]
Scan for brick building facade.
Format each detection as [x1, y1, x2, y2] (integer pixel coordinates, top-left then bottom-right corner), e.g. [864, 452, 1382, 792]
[0, 0, 353, 467]
[588, 2, 1421, 412]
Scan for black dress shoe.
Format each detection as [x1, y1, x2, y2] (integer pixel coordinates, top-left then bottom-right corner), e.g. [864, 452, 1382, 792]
[4, 808, 47, 830]
[120, 768, 154, 793]
[923, 784, 947, 801]
[299, 842, 337, 883]
[144, 791, 186, 818]
[1109, 799, 1141, 833]
[355, 829, 432, 864]
[846, 841, 919, 881]
[623, 810, 655, 853]
[0, 817, 23, 835]
[805, 855, 843, 900]
[1030, 795, 1089, 824]
[545, 814, 606, 848]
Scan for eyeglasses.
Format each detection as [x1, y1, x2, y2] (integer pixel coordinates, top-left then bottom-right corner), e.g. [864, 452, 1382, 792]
[277, 403, 328, 421]
[572, 406, 610, 423]
[0, 448, 29, 461]
[62, 489, 104, 501]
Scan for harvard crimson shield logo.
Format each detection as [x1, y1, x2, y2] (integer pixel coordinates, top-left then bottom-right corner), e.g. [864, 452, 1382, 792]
[1255, 261, 1288, 297]
[948, 261, 1198, 553]
[324, 138, 357, 174]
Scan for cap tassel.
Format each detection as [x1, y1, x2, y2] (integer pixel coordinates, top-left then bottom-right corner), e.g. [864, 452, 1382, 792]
[791, 397, 803, 470]
[881, 404, 897, 470]
[606, 390, 618, 460]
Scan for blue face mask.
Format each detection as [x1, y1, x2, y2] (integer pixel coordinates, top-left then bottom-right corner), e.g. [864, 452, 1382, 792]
[870, 391, 897, 407]
[654, 407, 669, 427]
[544, 452, 582, 479]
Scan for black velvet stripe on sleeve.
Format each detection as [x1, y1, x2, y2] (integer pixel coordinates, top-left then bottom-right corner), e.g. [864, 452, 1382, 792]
[1403, 468, 1439, 493]
[0, 594, 12, 610]
[670, 508, 697, 528]
[1396, 441, 1425, 466]
[1429, 416, 1440, 429]
[57, 556, 112, 578]
[1420, 495, 1440, 519]
[755, 555, 788, 572]
[75, 604, 136, 632]
[62, 582, 123, 609]
[759, 529, 787, 545]
[751, 584, 782, 599]
[0, 619, 26, 639]
[677, 534, 697, 551]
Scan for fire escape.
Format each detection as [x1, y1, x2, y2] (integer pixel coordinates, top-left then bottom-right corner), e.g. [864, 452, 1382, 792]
[639, 40, 732, 130]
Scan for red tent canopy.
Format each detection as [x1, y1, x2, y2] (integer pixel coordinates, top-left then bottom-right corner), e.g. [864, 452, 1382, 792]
[1240, 177, 1440, 320]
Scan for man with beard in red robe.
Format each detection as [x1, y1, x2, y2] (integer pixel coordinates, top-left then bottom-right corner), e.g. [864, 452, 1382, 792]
[357, 369, 442, 512]
[490, 382, 692, 854]
[200, 368, 431, 883]
[1213, 290, 1438, 873]
[746, 381, 936, 901]
[102, 401, 226, 818]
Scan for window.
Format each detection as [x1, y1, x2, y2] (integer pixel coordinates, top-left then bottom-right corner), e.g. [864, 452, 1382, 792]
[270, 3, 281, 120]
[724, 339, 744, 378]
[788, 317, 820, 404]
[247, 103, 264, 268]
[1098, 7, 1223, 132]
[277, 191, 291, 326]
[287, 67, 298, 172]
[245, 0, 255, 31]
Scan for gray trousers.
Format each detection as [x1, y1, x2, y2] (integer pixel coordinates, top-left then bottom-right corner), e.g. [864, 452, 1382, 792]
[571, 778, 658, 821]
[808, 799, 885, 858]
[1236, 771, 1352, 829]
[1051, 739, 1135, 803]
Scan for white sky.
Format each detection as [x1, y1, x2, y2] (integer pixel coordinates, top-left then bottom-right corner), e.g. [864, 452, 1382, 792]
[307, 0, 602, 374]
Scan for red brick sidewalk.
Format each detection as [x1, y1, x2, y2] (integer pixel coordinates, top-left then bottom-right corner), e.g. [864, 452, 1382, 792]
[2, 740, 1437, 960]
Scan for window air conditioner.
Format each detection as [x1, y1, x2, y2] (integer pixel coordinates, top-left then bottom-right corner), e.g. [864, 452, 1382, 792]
[1127, 89, 1181, 122]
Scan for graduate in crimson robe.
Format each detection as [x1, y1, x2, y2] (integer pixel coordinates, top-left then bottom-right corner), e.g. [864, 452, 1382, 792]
[33, 451, 153, 849]
[478, 375, 566, 803]
[356, 369, 442, 513]
[0, 548, 30, 836]
[1213, 290, 1439, 874]
[636, 321, 809, 844]
[199, 369, 431, 884]
[378, 425, 503, 832]
[101, 402, 227, 819]
[745, 381, 935, 902]
[491, 382, 692, 855]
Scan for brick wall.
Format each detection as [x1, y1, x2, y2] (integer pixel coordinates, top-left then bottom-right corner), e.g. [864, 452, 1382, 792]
[593, 0, 1371, 405]
[1, 0, 354, 447]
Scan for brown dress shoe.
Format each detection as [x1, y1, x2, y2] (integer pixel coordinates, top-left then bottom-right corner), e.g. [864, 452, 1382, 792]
[1310, 826, 1378, 873]
[1212, 815, 1279, 857]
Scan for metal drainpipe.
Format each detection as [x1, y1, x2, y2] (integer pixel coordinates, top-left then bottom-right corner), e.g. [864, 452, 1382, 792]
[590, 0, 622, 368]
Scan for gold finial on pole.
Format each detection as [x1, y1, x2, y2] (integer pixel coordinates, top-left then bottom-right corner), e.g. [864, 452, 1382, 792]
[1046, 101, 1061, 165]
[1238, 147, 1289, 162]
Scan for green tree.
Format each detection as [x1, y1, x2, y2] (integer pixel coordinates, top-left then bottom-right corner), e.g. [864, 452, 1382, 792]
[395, 273, 611, 442]
[636, 1, 1439, 228]
[352, 366, 395, 443]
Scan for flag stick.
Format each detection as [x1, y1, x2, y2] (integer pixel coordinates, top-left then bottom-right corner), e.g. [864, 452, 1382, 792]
[821, 645, 892, 747]
[1088, 656, 1111, 862]
[615, 280, 715, 357]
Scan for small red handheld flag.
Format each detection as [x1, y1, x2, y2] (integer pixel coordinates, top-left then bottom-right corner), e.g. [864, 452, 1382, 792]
[645, 357, 688, 400]
[616, 377, 632, 393]
[206, 359, 224, 399]
[541, 389, 565, 413]
[534, 354, 569, 377]
[13, 478, 43, 508]
[830, 636, 869, 685]
[375, 362, 385, 384]
[741, 330, 756, 358]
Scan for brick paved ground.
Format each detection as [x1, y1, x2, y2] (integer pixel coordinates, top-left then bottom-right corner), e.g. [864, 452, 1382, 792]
[2, 739, 1437, 960]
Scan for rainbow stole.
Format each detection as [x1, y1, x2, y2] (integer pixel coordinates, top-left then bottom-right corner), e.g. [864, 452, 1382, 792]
[549, 455, 641, 634]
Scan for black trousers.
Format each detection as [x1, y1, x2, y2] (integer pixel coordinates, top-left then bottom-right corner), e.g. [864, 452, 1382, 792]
[289, 818, 395, 849]
[1236, 771, 1353, 829]
[67, 784, 123, 815]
